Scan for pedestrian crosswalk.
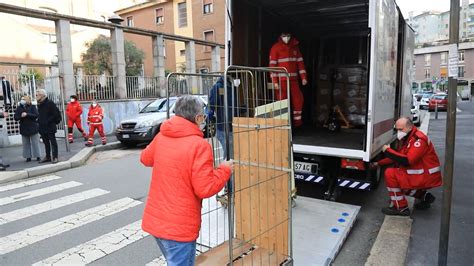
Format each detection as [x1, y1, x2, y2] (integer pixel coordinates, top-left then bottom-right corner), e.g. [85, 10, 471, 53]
[0, 174, 160, 265]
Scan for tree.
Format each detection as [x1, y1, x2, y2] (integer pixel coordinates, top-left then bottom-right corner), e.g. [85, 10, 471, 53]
[81, 35, 145, 76]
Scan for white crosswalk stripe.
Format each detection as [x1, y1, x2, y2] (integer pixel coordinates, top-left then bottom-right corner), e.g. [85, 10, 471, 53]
[0, 181, 82, 206]
[0, 188, 109, 225]
[33, 220, 148, 265]
[0, 175, 62, 193]
[0, 197, 142, 255]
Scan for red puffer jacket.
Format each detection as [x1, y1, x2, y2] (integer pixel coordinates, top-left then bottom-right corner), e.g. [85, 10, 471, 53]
[140, 115, 231, 242]
[66, 101, 83, 120]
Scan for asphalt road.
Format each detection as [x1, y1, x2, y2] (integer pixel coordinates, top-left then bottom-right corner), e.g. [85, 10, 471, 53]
[406, 101, 474, 266]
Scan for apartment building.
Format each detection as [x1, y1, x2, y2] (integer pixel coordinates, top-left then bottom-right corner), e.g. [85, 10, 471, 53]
[116, 0, 225, 76]
[407, 0, 474, 46]
[413, 42, 474, 95]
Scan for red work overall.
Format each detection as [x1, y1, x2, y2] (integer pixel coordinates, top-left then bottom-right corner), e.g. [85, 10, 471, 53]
[269, 37, 307, 127]
[378, 127, 442, 209]
[66, 101, 87, 142]
[87, 104, 106, 145]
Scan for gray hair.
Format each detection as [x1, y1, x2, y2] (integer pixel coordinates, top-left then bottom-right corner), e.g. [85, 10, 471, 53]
[174, 95, 203, 123]
[36, 89, 47, 96]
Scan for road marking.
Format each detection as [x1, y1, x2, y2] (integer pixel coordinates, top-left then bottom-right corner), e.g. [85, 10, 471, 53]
[0, 188, 110, 225]
[33, 220, 148, 265]
[0, 197, 141, 255]
[456, 108, 462, 113]
[146, 255, 167, 266]
[0, 181, 82, 206]
[0, 175, 62, 193]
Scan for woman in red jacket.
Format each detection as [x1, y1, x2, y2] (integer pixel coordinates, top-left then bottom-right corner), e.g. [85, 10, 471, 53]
[140, 95, 233, 266]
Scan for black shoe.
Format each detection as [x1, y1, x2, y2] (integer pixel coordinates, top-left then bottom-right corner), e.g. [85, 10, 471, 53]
[36, 157, 41, 161]
[102, 142, 106, 145]
[381, 206, 411, 216]
[26, 158, 31, 162]
[85, 143, 93, 147]
[0, 166, 5, 171]
[0, 163, 10, 168]
[52, 158, 59, 164]
[414, 192, 436, 210]
[39, 157, 51, 163]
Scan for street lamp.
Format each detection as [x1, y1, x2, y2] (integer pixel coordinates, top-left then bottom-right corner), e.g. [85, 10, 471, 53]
[108, 14, 124, 25]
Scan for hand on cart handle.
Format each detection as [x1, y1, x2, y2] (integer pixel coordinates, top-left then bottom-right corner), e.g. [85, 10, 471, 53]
[302, 79, 308, 86]
[221, 159, 234, 171]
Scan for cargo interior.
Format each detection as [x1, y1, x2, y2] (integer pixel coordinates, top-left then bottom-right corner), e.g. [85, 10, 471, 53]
[232, 0, 374, 150]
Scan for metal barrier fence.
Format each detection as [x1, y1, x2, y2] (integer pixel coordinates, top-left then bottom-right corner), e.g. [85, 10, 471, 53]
[165, 67, 293, 265]
[126, 76, 162, 99]
[75, 75, 115, 101]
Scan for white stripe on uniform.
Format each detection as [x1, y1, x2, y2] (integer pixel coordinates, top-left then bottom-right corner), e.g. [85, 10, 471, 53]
[33, 220, 148, 265]
[0, 188, 109, 225]
[0, 181, 82, 206]
[0, 197, 141, 255]
[0, 175, 62, 193]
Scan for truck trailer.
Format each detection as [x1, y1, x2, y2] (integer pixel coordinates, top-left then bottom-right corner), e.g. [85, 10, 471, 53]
[226, 0, 415, 199]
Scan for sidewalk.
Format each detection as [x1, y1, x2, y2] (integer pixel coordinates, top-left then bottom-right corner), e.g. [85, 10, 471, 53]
[1, 135, 117, 171]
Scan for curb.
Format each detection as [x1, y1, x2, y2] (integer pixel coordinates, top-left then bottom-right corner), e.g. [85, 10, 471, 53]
[365, 112, 431, 265]
[0, 141, 123, 184]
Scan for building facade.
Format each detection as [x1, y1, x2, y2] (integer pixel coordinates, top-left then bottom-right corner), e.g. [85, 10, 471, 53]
[413, 42, 474, 96]
[407, 1, 474, 46]
[116, 0, 225, 76]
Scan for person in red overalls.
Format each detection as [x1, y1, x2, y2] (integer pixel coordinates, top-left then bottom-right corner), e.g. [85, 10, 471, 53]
[66, 95, 87, 143]
[373, 117, 442, 216]
[85, 101, 106, 146]
[269, 31, 308, 127]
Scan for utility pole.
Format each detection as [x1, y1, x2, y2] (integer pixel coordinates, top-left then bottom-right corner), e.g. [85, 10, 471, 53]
[438, 0, 459, 265]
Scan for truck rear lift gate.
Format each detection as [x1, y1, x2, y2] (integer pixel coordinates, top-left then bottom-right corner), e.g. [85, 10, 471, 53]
[292, 197, 360, 266]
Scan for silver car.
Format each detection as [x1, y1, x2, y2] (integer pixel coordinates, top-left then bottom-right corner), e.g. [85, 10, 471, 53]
[419, 93, 433, 110]
[115, 96, 213, 147]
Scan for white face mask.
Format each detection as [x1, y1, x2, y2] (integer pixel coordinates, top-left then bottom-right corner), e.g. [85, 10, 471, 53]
[92, 103, 97, 107]
[397, 130, 408, 140]
[70, 98, 76, 102]
[199, 121, 206, 131]
[20, 100, 26, 105]
[282, 36, 291, 44]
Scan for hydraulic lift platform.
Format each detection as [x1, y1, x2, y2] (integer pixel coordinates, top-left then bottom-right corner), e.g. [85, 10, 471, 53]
[292, 197, 360, 265]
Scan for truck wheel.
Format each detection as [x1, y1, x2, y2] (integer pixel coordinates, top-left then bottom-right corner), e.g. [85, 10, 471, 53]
[370, 167, 382, 189]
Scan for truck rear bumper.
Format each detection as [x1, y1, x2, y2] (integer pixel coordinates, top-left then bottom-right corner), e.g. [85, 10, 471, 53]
[294, 173, 373, 191]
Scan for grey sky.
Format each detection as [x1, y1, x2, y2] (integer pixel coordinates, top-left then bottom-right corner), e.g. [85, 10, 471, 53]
[396, 0, 473, 17]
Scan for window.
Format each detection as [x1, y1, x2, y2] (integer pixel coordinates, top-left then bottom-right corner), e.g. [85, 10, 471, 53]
[126, 16, 133, 27]
[424, 68, 431, 79]
[424, 54, 431, 66]
[440, 52, 447, 65]
[458, 66, 465, 77]
[178, 2, 187, 28]
[203, 30, 214, 52]
[203, 0, 213, 14]
[180, 49, 186, 57]
[155, 8, 164, 24]
[459, 50, 465, 62]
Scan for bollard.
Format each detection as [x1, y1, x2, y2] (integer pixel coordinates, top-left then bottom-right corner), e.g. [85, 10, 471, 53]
[435, 102, 438, 119]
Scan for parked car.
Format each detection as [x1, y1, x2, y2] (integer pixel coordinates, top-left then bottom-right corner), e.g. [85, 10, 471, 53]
[115, 96, 214, 147]
[428, 93, 448, 112]
[411, 96, 421, 127]
[420, 92, 434, 109]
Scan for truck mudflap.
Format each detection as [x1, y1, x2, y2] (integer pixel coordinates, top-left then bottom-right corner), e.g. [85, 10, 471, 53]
[337, 178, 372, 190]
[294, 172, 324, 184]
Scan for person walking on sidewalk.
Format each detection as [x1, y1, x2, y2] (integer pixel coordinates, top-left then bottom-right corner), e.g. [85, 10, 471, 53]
[66, 95, 87, 143]
[36, 89, 61, 164]
[0, 109, 10, 171]
[140, 95, 233, 266]
[85, 101, 106, 146]
[14, 95, 41, 162]
[373, 117, 442, 216]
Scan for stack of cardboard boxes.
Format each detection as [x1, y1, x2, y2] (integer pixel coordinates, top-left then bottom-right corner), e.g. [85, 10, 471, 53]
[314, 65, 368, 128]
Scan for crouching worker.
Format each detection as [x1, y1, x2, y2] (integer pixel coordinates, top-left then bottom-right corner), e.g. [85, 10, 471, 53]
[373, 117, 442, 216]
[140, 95, 233, 266]
[85, 101, 106, 146]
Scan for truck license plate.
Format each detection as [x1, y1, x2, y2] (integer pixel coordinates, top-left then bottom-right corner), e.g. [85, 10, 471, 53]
[294, 161, 318, 174]
[123, 134, 130, 139]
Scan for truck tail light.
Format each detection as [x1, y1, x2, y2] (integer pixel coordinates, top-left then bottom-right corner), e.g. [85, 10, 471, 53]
[341, 159, 366, 170]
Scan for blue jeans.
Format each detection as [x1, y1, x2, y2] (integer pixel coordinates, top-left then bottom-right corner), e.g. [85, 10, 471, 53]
[155, 237, 196, 266]
[216, 129, 233, 159]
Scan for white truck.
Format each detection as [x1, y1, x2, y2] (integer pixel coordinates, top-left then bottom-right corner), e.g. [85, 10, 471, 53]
[226, 0, 415, 199]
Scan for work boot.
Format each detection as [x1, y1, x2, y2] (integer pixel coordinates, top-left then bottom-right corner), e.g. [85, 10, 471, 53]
[381, 206, 411, 216]
[0, 165, 5, 171]
[52, 158, 59, 164]
[85, 142, 93, 147]
[39, 157, 51, 163]
[26, 158, 31, 162]
[414, 192, 436, 210]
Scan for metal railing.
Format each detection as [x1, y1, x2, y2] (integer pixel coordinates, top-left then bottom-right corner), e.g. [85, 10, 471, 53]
[75, 75, 115, 101]
[126, 76, 162, 99]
